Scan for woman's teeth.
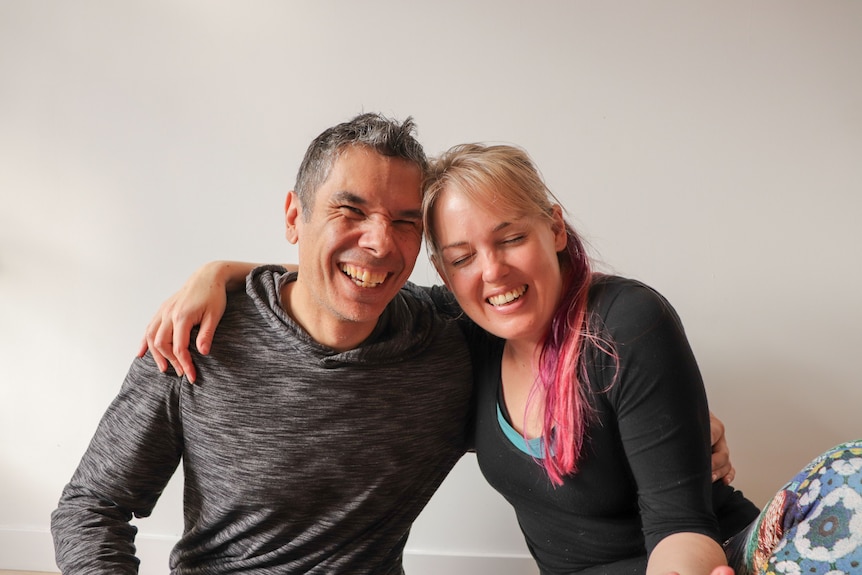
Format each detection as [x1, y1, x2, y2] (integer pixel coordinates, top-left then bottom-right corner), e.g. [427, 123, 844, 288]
[487, 286, 527, 306]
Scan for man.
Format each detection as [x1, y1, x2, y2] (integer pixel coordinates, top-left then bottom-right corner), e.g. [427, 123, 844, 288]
[51, 113, 473, 573]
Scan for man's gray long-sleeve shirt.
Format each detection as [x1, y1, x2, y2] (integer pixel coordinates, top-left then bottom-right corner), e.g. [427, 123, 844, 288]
[51, 266, 473, 574]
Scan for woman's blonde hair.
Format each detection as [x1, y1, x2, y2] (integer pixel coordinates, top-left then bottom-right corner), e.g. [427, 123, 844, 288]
[423, 143, 558, 264]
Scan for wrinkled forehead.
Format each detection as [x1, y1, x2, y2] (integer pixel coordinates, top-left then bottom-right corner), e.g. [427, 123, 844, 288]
[321, 147, 423, 207]
[304, 143, 424, 203]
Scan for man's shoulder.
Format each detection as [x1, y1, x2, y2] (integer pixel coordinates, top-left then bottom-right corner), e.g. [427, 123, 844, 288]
[398, 280, 434, 300]
[398, 281, 461, 318]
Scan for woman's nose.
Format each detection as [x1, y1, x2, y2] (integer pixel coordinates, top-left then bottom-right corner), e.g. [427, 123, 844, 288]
[480, 251, 508, 283]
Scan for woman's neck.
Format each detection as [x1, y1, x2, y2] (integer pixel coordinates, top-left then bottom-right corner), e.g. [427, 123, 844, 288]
[501, 338, 545, 438]
[503, 337, 541, 370]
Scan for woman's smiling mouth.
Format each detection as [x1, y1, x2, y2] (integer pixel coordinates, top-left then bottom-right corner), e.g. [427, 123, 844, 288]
[487, 285, 527, 307]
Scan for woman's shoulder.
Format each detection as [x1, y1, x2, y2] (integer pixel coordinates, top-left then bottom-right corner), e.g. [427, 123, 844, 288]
[588, 274, 680, 340]
[589, 274, 671, 314]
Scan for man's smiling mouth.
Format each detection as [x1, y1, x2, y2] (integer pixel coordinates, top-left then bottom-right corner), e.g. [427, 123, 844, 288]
[341, 264, 387, 288]
[487, 285, 527, 307]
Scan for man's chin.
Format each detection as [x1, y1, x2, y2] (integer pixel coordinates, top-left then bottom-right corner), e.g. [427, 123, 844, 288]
[334, 297, 391, 323]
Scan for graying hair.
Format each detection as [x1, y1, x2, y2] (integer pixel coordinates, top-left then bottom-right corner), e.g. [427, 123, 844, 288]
[294, 113, 428, 219]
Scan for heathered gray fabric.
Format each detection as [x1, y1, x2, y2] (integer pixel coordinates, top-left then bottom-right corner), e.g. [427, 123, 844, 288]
[51, 266, 472, 574]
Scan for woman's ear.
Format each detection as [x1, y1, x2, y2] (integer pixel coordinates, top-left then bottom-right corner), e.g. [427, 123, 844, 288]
[284, 191, 301, 244]
[551, 204, 567, 251]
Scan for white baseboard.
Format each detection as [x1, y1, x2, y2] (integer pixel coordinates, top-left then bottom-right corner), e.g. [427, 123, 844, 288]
[0, 528, 58, 572]
[1, 528, 538, 575]
[403, 551, 539, 575]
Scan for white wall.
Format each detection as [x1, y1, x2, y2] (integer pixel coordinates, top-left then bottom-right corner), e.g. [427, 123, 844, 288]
[1, 1, 860, 572]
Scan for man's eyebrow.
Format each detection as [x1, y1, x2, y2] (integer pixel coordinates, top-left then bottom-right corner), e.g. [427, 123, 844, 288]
[332, 191, 366, 205]
[397, 208, 423, 220]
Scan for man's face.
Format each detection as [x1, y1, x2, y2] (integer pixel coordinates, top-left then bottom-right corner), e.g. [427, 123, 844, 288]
[284, 146, 424, 349]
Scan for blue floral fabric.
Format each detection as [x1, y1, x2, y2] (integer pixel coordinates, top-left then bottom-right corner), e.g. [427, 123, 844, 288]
[725, 440, 862, 575]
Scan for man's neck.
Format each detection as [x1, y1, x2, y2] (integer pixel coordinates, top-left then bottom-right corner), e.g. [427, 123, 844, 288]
[279, 280, 377, 352]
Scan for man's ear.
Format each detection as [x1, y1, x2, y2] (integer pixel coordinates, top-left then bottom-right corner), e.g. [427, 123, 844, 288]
[284, 191, 301, 244]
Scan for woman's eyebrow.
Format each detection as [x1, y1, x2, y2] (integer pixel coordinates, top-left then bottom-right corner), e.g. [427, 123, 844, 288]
[440, 240, 470, 252]
[440, 221, 515, 252]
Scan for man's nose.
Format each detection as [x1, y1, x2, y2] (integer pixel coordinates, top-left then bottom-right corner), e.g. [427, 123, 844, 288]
[358, 217, 395, 255]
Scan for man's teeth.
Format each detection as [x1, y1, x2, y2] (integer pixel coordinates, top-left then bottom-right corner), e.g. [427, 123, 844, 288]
[341, 264, 386, 287]
[487, 286, 527, 307]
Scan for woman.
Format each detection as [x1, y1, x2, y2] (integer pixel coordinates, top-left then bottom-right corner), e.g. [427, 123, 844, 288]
[142, 144, 861, 575]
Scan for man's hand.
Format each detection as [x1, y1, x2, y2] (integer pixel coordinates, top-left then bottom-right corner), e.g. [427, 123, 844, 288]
[709, 411, 736, 485]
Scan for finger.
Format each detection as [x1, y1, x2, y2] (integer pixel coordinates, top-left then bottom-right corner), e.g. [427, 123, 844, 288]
[196, 312, 219, 356]
[722, 466, 736, 485]
[711, 435, 732, 480]
[136, 335, 149, 358]
[172, 314, 199, 383]
[711, 437, 730, 467]
[167, 357, 184, 377]
[711, 458, 731, 483]
[177, 347, 196, 383]
[149, 344, 169, 373]
[710, 411, 725, 447]
[143, 321, 169, 372]
[153, 318, 183, 377]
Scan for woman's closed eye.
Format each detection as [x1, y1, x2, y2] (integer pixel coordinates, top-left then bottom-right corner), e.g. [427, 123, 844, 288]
[450, 252, 475, 267]
[502, 234, 527, 245]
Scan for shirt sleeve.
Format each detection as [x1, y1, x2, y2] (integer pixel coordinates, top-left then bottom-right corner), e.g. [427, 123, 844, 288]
[50, 354, 184, 573]
[597, 280, 719, 554]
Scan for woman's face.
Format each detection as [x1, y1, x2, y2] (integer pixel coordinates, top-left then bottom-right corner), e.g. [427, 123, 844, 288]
[432, 186, 568, 346]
